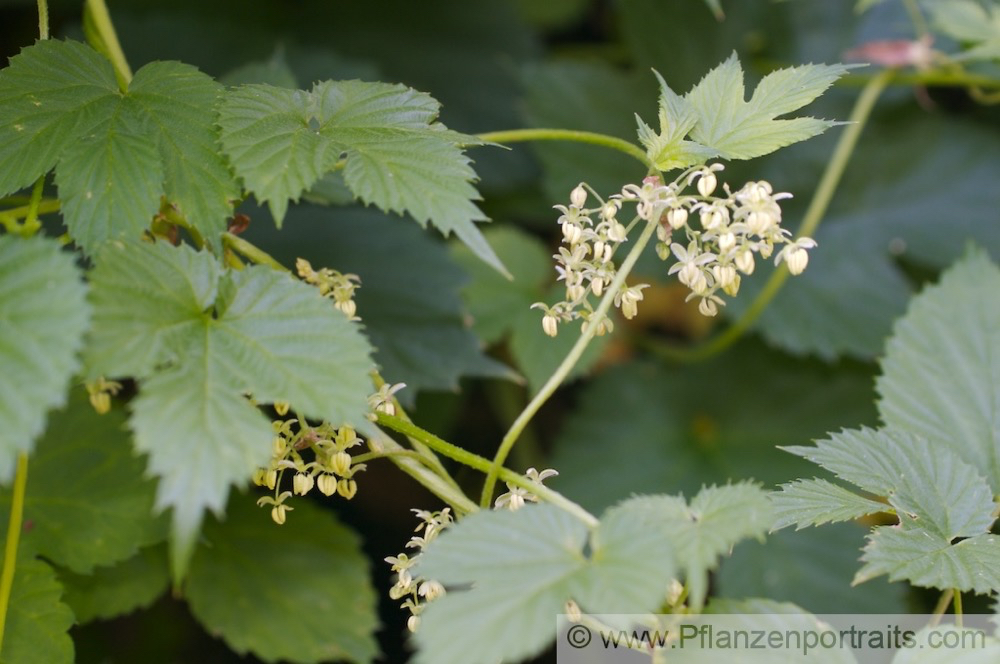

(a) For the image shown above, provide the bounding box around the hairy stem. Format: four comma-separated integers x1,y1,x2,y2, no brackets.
0,454,29,653
480,215,659,507
84,0,133,91
377,413,597,526
476,128,651,169
368,426,479,515
646,68,894,363
37,0,48,39
929,588,954,626
222,232,290,272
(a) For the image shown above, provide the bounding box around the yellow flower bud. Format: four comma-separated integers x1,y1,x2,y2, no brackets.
337,478,358,499
317,474,337,496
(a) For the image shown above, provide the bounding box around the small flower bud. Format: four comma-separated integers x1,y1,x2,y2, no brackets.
747,210,773,235
272,436,287,457
718,232,736,253
271,504,290,525
331,450,353,476
90,391,111,415
418,580,445,601
697,171,717,197
565,600,583,622
274,401,290,416
698,298,719,317
723,272,741,297
337,478,358,499
264,469,278,490
570,184,587,208
713,264,737,290
591,278,604,297
542,314,558,338
595,317,613,336
252,468,267,486
785,247,809,275
293,472,314,496
607,220,626,243
336,299,357,319
567,284,586,301
407,615,420,633
735,249,755,275
593,240,606,261
317,473,337,496
603,244,613,263
655,242,671,261
562,222,583,245
667,207,688,230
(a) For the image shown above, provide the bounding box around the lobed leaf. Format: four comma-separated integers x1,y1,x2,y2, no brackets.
219,79,506,273
86,240,374,578
618,483,772,608
0,558,74,664
0,235,89,481
187,498,378,664
59,545,169,623
877,250,1000,494
930,0,1000,62
784,427,996,541
0,41,238,252
0,389,165,574
415,503,675,664
856,528,1000,595
771,478,886,531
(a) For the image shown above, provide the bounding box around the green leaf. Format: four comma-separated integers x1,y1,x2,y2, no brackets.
53,106,164,251
771,478,887,531
877,250,1000,494
930,0,1000,62
59,545,169,623
219,79,506,273
415,503,675,664
125,61,240,245
0,40,239,252
242,205,512,400
681,53,849,160
784,428,997,541
0,235,89,481
187,497,378,664
638,70,719,171
717,522,910,613
85,241,374,577
618,483,772,608
856,528,1000,594
450,226,609,393
0,39,118,197
217,84,336,223
0,389,165,573
0,558,74,664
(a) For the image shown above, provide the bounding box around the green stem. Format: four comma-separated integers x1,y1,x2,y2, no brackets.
481,215,660,507
84,0,133,91
17,177,46,237
160,206,205,248
222,232,289,272
377,412,597,526
476,129,651,169
368,425,478,515
929,588,954,627
0,454,29,653
953,589,963,627
352,449,430,466
1,199,60,221
370,372,463,494
37,0,48,39
646,68,894,363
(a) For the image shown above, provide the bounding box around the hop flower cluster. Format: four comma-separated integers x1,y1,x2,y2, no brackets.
296,258,361,320
494,467,559,511
532,184,647,338
647,165,815,316
385,508,454,632
387,466,560,632
535,165,816,331
254,419,367,524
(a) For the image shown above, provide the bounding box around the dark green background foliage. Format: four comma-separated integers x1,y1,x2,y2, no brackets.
2,0,1000,661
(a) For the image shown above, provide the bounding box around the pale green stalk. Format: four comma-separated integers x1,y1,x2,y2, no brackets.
85,0,133,91
0,455,29,652
477,129,652,168
480,215,659,507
